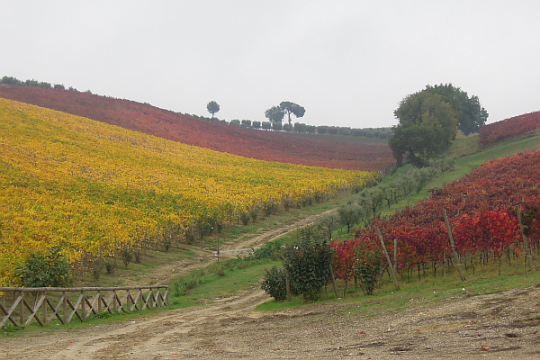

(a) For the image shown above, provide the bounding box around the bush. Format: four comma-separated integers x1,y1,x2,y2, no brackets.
240,211,251,225
122,247,133,268
16,246,73,287
354,247,382,295
284,230,332,302
261,267,288,301
105,262,115,275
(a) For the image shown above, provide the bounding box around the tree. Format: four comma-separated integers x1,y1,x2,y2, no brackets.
424,84,488,135
265,106,284,124
389,91,458,167
206,101,220,118
280,101,305,125
338,205,361,233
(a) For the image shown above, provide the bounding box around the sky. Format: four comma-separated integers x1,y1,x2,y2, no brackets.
1,0,539,129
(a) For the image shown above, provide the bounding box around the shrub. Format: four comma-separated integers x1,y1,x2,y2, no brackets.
240,211,251,225
354,246,382,295
16,246,73,288
283,230,332,302
261,267,287,301
105,262,115,275
121,247,133,268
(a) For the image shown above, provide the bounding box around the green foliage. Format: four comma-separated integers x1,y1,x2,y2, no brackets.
121,247,133,269
273,122,282,131
252,121,261,129
241,119,251,127
240,210,251,225
229,119,240,126
15,246,73,288
283,229,332,302
424,83,488,135
260,266,288,301
105,262,114,275
265,106,285,124
262,121,272,130
280,101,305,125
293,122,307,133
338,205,361,233
390,91,458,167
316,214,338,240
354,247,382,295
206,101,220,117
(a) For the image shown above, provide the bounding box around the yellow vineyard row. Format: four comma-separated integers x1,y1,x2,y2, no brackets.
0,98,375,286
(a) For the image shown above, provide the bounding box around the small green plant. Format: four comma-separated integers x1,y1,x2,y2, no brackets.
163,237,172,252
121,247,133,269
105,262,115,275
354,247,382,295
261,266,287,301
240,211,251,225
133,250,142,264
92,263,101,281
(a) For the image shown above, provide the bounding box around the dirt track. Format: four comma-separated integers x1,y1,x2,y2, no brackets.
1,285,540,359
2,208,540,359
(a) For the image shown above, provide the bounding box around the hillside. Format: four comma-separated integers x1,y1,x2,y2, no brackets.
480,110,540,146
0,85,393,171
0,98,374,286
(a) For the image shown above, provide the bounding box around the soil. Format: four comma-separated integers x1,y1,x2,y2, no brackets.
2,210,540,359
1,285,540,359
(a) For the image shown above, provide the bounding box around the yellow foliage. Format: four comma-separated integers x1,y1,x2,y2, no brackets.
0,98,375,286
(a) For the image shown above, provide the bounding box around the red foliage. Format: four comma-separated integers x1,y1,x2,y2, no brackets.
336,150,540,274
479,111,540,146
0,86,394,171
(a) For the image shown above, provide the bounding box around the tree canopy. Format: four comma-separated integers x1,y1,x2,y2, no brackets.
264,105,285,123
206,101,220,118
279,101,305,125
423,84,488,135
389,91,458,167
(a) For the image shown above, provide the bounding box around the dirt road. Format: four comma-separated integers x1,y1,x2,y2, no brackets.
2,285,540,359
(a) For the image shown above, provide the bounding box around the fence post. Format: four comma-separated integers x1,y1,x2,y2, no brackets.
81,290,86,321
19,291,24,327
63,290,67,324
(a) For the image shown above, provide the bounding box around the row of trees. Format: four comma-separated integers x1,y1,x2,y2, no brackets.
389,84,488,167
0,75,86,92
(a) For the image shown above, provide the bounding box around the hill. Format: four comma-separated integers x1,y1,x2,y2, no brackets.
0,98,374,286
0,85,393,171
480,110,540,146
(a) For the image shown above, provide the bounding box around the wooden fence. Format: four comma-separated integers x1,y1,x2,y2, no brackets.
0,286,168,329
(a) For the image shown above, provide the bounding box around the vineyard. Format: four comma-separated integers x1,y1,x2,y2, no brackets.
0,86,394,171
479,110,540,146
332,149,540,284
0,98,375,287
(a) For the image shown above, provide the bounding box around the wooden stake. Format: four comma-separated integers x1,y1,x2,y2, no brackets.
516,205,535,273
443,209,466,281
329,264,339,299
376,227,399,289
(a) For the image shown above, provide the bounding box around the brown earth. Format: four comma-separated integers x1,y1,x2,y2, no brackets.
1,285,539,359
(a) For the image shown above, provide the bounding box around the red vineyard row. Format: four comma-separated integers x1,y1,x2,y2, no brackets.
331,150,540,280
0,86,393,171
479,111,540,147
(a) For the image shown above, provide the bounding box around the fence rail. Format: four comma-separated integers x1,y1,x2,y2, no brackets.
0,286,168,329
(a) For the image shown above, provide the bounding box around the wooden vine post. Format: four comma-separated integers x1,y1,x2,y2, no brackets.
442,209,466,282
516,205,535,273
328,264,339,299
376,227,399,289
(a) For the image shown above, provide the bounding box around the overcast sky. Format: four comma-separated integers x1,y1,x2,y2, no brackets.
1,1,539,128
